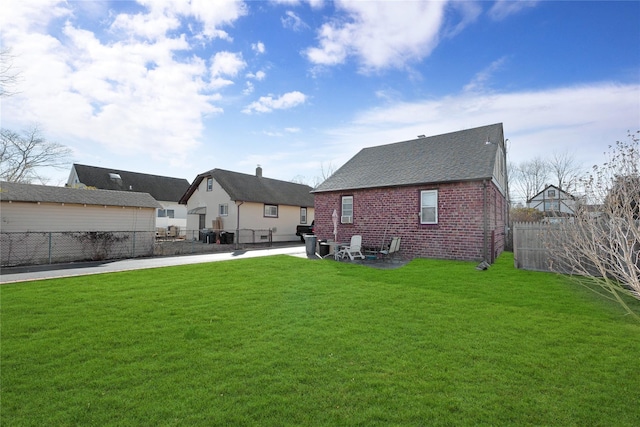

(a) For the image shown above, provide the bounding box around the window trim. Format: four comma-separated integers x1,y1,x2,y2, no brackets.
157,209,175,218
300,207,307,224
219,203,228,216
264,204,278,218
341,195,353,224
206,177,213,191
420,189,438,225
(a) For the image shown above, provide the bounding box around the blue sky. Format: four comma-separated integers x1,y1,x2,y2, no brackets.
2,0,639,203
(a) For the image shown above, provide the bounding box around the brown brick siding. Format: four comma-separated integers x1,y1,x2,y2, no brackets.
313,180,506,262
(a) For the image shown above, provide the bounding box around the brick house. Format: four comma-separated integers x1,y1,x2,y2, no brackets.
312,123,508,263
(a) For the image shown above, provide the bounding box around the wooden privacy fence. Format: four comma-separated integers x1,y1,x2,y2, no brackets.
512,222,557,272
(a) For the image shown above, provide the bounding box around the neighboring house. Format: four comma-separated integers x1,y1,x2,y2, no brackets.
67,164,190,234
312,123,509,263
0,181,161,265
179,167,314,243
527,184,576,217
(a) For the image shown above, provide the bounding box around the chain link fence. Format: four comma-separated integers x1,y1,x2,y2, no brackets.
2,228,293,267
1,231,156,267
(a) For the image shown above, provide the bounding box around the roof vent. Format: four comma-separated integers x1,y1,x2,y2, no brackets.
417,135,426,138
109,173,121,180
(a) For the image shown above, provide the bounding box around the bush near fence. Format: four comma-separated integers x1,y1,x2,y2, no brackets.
1,231,156,267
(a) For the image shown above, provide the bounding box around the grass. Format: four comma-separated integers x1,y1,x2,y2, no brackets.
2,252,639,426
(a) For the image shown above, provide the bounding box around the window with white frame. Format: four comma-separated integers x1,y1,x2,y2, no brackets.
264,204,278,217
544,201,560,211
206,177,213,191
341,196,353,223
157,209,175,218
300,207,307,224
420,190,438,224
219,203,228,216
547,189,556,198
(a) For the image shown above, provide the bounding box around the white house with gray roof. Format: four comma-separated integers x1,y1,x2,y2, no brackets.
68,164,190,235
1,181,162,265
179,167,314,243
312,123,508,263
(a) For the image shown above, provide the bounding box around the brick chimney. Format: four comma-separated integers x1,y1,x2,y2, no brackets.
256,165,262,177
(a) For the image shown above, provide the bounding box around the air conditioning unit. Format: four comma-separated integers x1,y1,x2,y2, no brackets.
341,215,353,224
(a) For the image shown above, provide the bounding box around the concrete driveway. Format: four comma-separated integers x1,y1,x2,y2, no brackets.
1,244,308,284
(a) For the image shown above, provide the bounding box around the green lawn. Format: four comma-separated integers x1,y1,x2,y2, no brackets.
2,253,639,426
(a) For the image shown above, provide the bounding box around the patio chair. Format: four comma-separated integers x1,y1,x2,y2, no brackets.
336,235,366,260
379,237,401,258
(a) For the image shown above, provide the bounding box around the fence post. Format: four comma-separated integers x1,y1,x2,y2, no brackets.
132,231,136,258
49,232,52,264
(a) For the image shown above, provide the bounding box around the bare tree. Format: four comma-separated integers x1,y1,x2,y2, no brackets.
547,131,640,319
548,150,583,192
311,161,337,188
512,157,549,203
1,125,73,183
0,47,21,97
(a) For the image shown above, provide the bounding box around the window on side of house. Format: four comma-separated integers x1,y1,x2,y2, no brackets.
157,209,175,218
206,177,213,191
341,196,353,223
420,190,438,224
547,189,556,198
544,201,560,211
264,204,278,218
300,207,307,224
219,203,228,216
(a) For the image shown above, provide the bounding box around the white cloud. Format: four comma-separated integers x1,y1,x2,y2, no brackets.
111,8,182,40
251,41,266,54
209,51,246,89
242,91,307,114
488,0,539,21
285,127,300,133
271,0,324,9
444,1,482,38
305,1,455,72
246,70,266,81
136,0,248,40
281,10,309,31
243,81,254,95
0,1,240,169
321,83,640,175
463,57,508,93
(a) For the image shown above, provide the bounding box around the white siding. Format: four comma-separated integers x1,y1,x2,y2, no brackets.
183,177,315,242
155,200,187,230
1,201,156,232
184,178,235,232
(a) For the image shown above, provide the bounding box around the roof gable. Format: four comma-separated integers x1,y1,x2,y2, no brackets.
180,169,314,207
1,181,162,209
71,164,190,202
528,184,576,202
313,123,504,193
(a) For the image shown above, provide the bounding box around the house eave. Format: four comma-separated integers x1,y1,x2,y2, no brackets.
312,176,494,194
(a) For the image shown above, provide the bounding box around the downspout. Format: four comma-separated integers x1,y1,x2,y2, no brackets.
483,179,488,262
504,139,510,250
235,201,244,250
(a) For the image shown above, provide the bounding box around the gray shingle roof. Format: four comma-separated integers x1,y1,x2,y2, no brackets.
180,169,314,207
1,181,162,209
72,164,190,202
313,123,504,193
